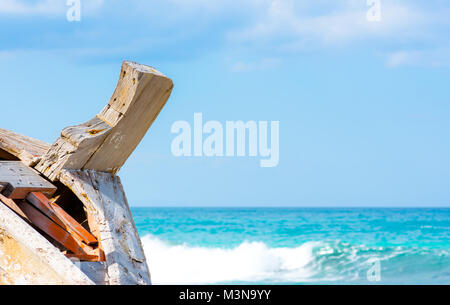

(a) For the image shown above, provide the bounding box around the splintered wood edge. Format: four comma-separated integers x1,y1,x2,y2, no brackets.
35,60,173,180
123,61,166,76
59,169,151,285
0,128,50,166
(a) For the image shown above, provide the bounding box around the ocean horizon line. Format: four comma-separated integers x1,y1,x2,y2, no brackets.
131,205,450,209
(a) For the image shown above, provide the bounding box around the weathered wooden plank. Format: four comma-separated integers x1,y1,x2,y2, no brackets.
0,161,56,199
26,192,98,246
0,202,94,285
0,148,19,161
16,200,88,256
0,128,50,166
50,200,99,246
36,61,173,181
79,262,109,285
59,169,151,285
1,191,102,263
0,193,30,220
89,63,173,172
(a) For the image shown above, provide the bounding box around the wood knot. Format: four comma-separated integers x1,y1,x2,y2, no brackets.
87,129,105,135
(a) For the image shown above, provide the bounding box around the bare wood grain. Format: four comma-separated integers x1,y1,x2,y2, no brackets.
0,128,50,166
59,169,151,285
0,161,56,199
36,61,173,181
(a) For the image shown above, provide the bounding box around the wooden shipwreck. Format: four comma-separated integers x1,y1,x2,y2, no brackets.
0,61,173,285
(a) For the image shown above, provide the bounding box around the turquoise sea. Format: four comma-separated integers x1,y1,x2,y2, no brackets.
132,208,450,285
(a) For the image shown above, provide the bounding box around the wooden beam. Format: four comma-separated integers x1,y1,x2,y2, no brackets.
0,193,29,221
0,202,94,285
0,161,57,199
36,61,173,181
1,191,102,262
0,128,50,166
15,200,90,257
26,192,98,246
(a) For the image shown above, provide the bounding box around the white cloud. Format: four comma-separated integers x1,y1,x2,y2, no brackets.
0,45,132,62
1,0,449,68
387,49,450,68
0,0,104,16
387,51,421,67
220,0,450,68
228,0,425,48
0,0,64,15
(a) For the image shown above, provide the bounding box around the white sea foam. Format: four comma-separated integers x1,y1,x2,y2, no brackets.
141,234,449,284
142,235,330,284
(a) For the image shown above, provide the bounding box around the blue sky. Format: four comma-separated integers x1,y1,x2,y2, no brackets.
1,0,450,207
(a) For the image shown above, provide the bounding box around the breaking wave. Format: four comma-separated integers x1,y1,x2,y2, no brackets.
141,234,450,285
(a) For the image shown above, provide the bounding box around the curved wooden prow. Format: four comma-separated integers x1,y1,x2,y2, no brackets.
36,61,173,181
1,61,169,285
